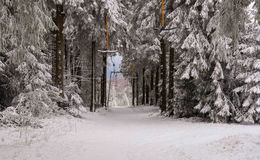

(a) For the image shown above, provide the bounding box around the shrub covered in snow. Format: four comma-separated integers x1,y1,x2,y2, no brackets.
64,82,85,117
0,107,41,128
13,89,62,118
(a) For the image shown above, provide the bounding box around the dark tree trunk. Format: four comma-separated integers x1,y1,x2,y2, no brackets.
132,77,136,106
168,48,174,105
101,54,107,107
97,78,100,105
90,41,96,112
142,68,146,105
160,39,167,112
100,78,103,105
70,47,74,78
146,82,150,104
96,80,100,104
136,72,139,106
64,39,68,75
65,39,72,83
51,29,57,84
76,58,82,88
54,4,65,94
155,66,160,105
150,69,154,105
94,49,97,108
50,3,56,85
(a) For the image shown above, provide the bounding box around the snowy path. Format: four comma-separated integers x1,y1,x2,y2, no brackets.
1,106,260,160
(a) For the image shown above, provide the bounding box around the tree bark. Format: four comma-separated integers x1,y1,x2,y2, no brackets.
54,4,65,94
155,66,160,105
136,72,139,106
150,69,154,105
65,40,72,83
168,48,174,104
146,80,150,104
76,56,82,88
90,40,96,112
51,29,56,84
160,39,167,112
142,67,146,105
132,77,136,106
101,53,107,107
94,48,97,108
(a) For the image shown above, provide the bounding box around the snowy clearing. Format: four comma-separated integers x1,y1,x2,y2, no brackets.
0,106,260,160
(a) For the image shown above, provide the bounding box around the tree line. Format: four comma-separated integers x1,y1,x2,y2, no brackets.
0,0,259,124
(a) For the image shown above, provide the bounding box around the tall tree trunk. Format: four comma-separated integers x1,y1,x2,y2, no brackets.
155,66,160,105
101,54,107,107
160,39,167,112
146,78,150,104
136,72,139,106
168,48,174,106
65,40,72,83
70,47,75,78
142,67,146,105
54,4,65,94
90,40,96,112
94,47,97,107
100,78,103,105
64,40,67,79
132,77,136,106
97,78,100,105
51,30,57,84
76,56,82,88
150,69,154,105
166,0,176,113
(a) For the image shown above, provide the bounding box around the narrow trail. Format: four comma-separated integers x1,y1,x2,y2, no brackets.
1,106,260,160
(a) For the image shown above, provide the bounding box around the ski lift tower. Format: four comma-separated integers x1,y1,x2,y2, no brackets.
98,10,117,108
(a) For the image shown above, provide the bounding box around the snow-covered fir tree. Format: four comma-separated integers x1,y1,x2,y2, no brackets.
163,0,253,122
234,1,260,124
0,0,86,126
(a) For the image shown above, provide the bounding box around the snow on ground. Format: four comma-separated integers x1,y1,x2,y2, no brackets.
0,106,260,160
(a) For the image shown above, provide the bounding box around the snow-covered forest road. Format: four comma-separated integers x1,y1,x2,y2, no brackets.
1,106,260,160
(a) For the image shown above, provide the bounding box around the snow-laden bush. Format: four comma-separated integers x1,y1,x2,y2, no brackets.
0,80,85,128
64,82,85,117
13,89,63,118
0,107,41,128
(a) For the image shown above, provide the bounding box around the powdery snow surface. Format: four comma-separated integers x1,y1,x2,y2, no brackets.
0,106,260,160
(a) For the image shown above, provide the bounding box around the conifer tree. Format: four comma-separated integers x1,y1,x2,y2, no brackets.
234,2,260,123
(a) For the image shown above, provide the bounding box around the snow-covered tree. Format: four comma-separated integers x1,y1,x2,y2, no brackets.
234,2,260,124
0,0,84,126
0,0,60,126
163,0,252,121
